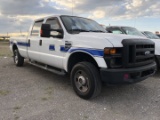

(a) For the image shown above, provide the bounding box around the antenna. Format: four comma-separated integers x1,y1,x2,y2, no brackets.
134,17,137,27
72,0,75,16
72,0,73,15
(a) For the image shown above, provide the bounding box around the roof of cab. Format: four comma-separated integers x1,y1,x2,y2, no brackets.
34,14,93,22
34,14,63,21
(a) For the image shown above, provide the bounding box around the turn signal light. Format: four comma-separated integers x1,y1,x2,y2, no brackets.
104,48,116,55
110,49,116,54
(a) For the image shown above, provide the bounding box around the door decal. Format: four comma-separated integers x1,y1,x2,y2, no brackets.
49,45,55,51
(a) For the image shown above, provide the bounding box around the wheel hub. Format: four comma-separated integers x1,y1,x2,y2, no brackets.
78,76,86,85
14,51,18,64
75,70,89,93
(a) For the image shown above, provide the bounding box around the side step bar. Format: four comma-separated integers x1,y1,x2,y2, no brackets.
29,61,66,76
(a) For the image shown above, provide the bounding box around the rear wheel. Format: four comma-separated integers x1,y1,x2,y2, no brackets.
71,62,102,99
13,49,24,66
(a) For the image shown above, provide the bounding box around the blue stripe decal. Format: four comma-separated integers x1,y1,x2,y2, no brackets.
60,46,70,52
69,48,104,57
49,45,55,51
60,46,104,57
17,42,30,47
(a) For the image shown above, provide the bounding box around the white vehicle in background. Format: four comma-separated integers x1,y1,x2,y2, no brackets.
9,15,156,99
141,31,160,39
141,31,160,69
106,26,160,69
157,34,160,38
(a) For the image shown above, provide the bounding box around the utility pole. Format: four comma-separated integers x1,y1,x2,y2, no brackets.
72,0,73,15
20,29,22,36
7,32,8,41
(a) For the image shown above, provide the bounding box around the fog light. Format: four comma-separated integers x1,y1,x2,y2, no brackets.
124,74,129,80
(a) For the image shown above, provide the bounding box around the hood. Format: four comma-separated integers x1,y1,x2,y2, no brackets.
151,38,160,41
69,32,148,48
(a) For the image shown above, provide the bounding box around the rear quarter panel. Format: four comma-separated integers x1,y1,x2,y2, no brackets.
10,37,28,58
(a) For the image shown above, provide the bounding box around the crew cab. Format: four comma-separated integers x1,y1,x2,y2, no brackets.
106,26,160,69
10,15,156,99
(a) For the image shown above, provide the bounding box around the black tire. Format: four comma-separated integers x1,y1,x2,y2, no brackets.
13,49,24,67
71,62,102,99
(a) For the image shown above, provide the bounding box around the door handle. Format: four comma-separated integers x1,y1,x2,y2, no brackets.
28,39,30,47
39,40,42,46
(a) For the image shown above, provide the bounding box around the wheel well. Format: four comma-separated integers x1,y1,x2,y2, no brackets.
68,52,99,73
12,44,18,51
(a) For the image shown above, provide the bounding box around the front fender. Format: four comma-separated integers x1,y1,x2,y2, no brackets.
63,48,107,72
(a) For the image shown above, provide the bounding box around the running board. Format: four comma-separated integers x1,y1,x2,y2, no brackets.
29,62,66,76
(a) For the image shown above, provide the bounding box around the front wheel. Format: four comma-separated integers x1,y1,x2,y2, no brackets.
13,49,24,67
71,62,102,99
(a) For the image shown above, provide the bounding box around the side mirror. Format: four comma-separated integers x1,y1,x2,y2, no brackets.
41,24,51,38
41,24,64,38
53,29,63,33
51,29,64,38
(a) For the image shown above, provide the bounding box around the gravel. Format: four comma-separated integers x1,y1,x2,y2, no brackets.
0,57,160,120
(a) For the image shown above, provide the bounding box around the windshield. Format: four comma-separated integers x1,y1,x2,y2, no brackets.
122,27,145,37
143,31,160,39
60,16,106,34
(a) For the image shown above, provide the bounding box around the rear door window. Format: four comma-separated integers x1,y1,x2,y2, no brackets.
31,20,44,36
45,18,61,29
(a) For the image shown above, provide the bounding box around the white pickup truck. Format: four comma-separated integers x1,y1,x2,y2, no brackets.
10,15,156,99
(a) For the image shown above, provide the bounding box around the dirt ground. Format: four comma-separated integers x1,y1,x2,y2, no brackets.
0,42,160,120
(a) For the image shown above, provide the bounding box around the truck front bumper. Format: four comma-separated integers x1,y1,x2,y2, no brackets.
100,62,156,84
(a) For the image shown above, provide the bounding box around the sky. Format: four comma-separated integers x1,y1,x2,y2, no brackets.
0,0,160,35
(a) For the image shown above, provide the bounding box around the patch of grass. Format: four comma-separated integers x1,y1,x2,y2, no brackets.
0,40,9,44
41,97,49,101
13,106,21,120
13,106,21,111
0,42,12,57
46,90,52,95
14,116,19,120
0,90,10,96
41,87,54,101
45,87,54,96
45,86,53,91
46,89,53,95
84,115,89,119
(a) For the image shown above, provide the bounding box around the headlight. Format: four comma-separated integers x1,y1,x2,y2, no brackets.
104,47,122,68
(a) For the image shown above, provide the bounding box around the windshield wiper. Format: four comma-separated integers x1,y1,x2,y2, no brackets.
71,29,90,32
90,30,106,33
70,29,106,34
